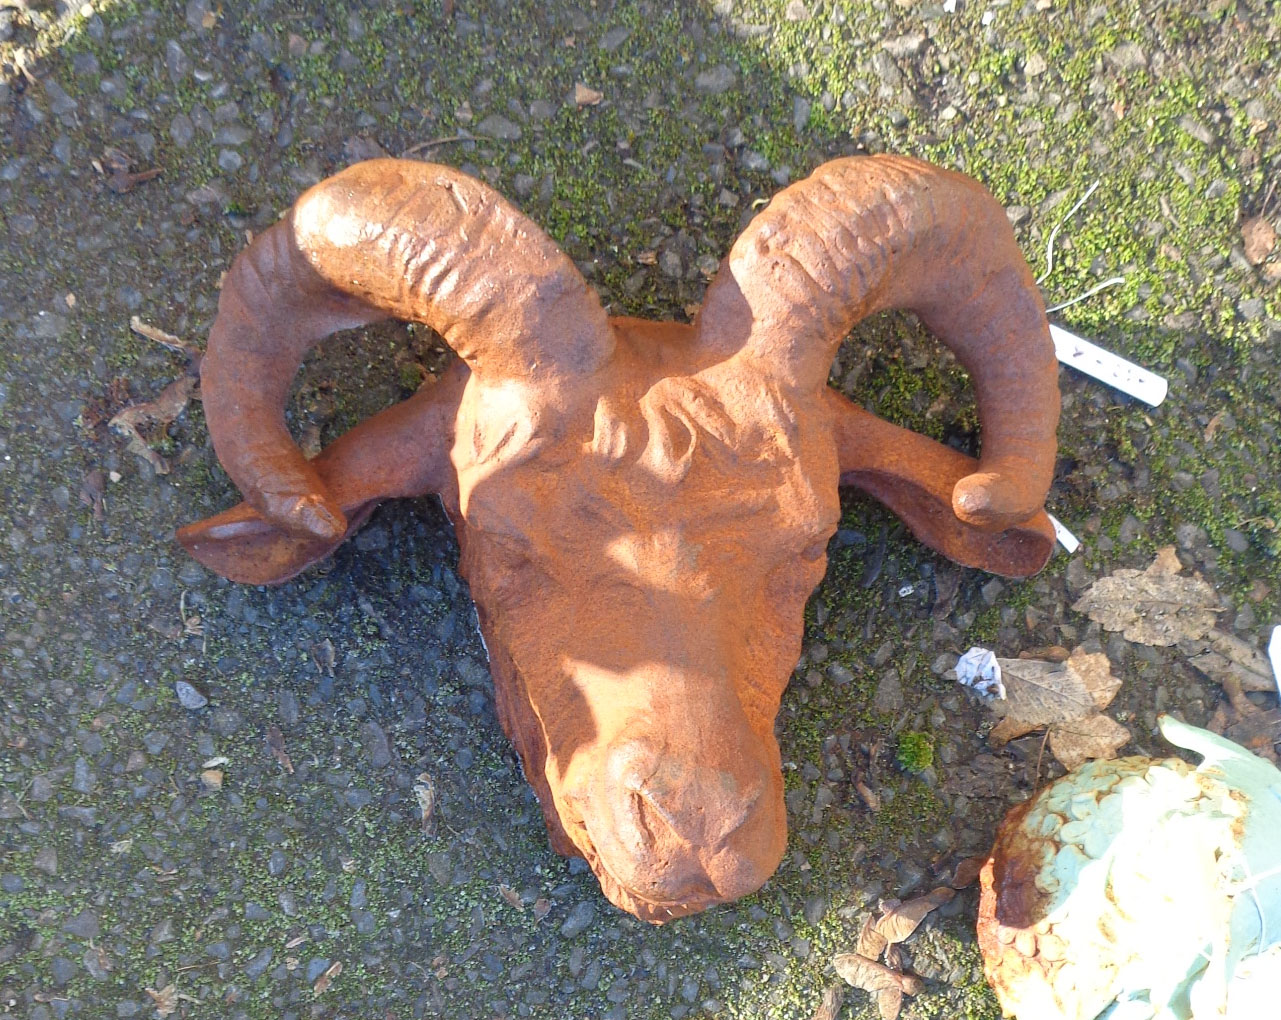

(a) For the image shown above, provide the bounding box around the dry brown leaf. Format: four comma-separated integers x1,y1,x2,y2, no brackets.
1071,548,1222,646
874,886,955,944
1047,713,1131,769
810,984,845,1020
498,884,524,911
1203,410,1225,442
266,726,294,774
129,316,201,360
833,953,921,993
876,986,903,1020
1221,706,1281,763
533,897,551,921
311,638,336,676
992,657,1095,727
146,984,179,1018
574,82,603,106
414,772,438,831
109,374,198,475
855,778,881,811
1070,649,1122,710
986,649,1120,746
200,768,224,790
882,943,903,971
1184,630,1278,693
1148,544,1184,576
313,960,342,997
856,914,888,959
949,855,986,890
1243,216,1277,265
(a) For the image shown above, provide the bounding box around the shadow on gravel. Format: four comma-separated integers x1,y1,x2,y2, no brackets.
1,1,1279,1019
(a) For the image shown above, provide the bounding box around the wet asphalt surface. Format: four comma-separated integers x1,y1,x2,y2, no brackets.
2,1,1280,1018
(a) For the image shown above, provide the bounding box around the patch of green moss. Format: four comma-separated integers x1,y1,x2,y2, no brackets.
895,730,934,773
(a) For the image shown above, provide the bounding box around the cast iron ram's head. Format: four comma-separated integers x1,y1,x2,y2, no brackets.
178,155,1060,921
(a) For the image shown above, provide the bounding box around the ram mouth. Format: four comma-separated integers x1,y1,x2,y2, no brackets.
571,819,729,924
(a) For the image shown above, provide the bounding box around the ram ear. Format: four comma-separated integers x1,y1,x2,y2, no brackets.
826,389,1055,578
180,362,468,584
177,502,382,585
698,155,1059,531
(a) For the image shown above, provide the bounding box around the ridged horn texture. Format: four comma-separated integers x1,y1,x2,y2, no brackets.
199,158,611,541
697,154,1059,531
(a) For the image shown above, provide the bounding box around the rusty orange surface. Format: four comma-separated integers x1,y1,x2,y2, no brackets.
179,156,1059,920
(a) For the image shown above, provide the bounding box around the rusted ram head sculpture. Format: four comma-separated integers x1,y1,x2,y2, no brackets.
178,155,1059,921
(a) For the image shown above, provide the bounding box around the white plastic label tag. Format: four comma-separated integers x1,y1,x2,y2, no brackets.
1050,324,1169,407
1048,513,1081,554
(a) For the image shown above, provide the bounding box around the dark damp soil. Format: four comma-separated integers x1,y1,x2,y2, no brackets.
1,2,1279,1018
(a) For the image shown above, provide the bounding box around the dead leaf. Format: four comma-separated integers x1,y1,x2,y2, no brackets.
1184,630,1277,693
129,316,202,361
311,638,336,676
1221,706,1281,763
949,855,986,890
1203,410,1225,442
876,986,904,1020
146,984,179,1018
533,897,551,921
266,726,294,774
1071,548,1223,646
498,884,524,910
313,960,342,997
874,887,955,944
882,943,903,971
1070,650,1123,710
1148,544,1184,576
988,656,1096,742
200,768,224,790
105,168,163,194
985,649,1123,756
1017,644,1070,662
1047,713,1131,770
574,83,603,107
1243,216,1277,265
109,375,198,475
855,778,881,811
810,984,845,1020
80,469,106,520
833,953,920,993
413,772,437,831
856,914,887,959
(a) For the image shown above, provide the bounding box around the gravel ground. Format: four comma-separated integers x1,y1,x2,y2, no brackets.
1,1,1279,1018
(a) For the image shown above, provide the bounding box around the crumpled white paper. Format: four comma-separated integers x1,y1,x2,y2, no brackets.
956,646,1005,700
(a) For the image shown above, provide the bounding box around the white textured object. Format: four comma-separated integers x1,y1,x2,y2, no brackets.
1050,324,1169,407
956,646,1005,699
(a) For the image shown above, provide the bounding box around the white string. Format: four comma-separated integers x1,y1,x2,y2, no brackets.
1036,179,1101,285
1045,277,1127,313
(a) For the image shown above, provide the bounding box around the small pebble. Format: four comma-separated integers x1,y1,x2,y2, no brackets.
175,681,208,710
